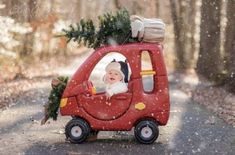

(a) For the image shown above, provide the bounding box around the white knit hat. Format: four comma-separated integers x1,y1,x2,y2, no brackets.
105,61,125,82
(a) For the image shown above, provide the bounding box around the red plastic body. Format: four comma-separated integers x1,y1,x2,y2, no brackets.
60,43,170,131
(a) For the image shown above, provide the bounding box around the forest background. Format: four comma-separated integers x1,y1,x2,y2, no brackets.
0,0,234,93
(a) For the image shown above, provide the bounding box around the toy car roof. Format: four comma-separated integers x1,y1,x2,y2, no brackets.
96,42,163,52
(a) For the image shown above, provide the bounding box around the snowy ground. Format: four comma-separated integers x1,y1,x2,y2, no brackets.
0,52,234,155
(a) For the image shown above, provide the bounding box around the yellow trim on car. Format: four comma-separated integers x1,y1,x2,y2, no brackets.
60,98,68,108
135,102,146,110
140,70,156,76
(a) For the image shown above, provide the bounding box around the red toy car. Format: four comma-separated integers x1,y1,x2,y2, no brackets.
60,43,170,144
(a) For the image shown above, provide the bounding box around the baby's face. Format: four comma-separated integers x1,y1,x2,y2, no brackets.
105,70,122,84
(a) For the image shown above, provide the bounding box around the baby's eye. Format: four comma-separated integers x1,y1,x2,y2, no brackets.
115,73,118,75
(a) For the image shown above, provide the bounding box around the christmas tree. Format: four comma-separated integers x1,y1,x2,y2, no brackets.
62,9,138,49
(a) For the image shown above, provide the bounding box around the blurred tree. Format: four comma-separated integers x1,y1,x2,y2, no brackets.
224,0,235,92
0,0,32,79
113,0,157,18
21,0,37,57
132,0,142,15
189,0,197,65
31,1,58,58
2,0,37,58
169,0,197,71
114,0,122,10
196,0,223,80
155,0,160,17
0,0,10,16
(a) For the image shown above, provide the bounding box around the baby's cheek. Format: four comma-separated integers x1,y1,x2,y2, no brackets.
117,75,123,81
104,74,110,82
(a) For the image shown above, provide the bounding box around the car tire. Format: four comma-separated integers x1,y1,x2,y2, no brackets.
134,120,159,144
65,118,90,143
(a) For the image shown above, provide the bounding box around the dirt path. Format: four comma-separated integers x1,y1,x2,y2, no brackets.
0,52,234,155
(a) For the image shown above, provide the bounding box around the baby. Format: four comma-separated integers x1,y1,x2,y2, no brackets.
104,60,129,99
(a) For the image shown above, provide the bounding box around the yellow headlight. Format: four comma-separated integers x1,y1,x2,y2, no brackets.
60,98,68,108
135,102,146,110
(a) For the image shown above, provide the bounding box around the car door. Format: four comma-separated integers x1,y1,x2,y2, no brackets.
78,92,132,120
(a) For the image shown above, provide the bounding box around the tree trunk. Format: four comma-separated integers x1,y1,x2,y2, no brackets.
155,0,160,17
169,0,184,70
224,0,235,92
169,0,197,71
114,0,122,10
132,0,142,15
0,0,11,16
196,0,222,80
188,0,197,68
20,0,37,58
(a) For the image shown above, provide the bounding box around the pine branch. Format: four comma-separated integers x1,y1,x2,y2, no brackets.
62,9,138,49
41,76,69,125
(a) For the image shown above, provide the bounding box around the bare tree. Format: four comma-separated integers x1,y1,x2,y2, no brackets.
114,0,122,10
224,0,235,91
188,0,197,66
155,0,160,17
21,0,37,57
169,0,197,71
196,0,223,80
0,0,11,16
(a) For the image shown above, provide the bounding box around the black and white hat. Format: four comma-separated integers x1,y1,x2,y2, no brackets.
105,59,129,83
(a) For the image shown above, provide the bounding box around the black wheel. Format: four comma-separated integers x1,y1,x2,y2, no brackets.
134,120,159,144
65,118,90,143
